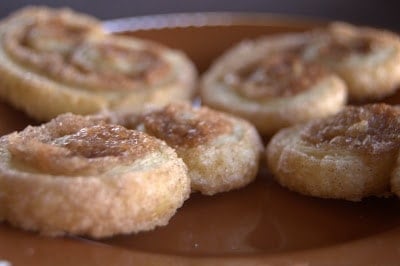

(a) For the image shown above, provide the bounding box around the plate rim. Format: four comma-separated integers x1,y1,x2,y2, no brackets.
102,11,328,33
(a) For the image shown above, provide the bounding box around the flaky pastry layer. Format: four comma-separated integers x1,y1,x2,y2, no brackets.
305,22,400,101
267,104,400,201
201,32,347,136
0,7,197,121
0,113,190,238
99,103,263,195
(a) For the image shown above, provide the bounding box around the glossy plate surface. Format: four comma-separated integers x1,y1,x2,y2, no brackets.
1,13,400,266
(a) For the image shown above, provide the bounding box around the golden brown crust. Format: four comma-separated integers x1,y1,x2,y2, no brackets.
202,22,400,134
224,50,329,99
304,22,400,101
104,103,263,195
267,103,400,201
7,115,158,175
301,104,400,154
201,32,347,136
0,113,190,238
0,7,197,121
141,103,233,148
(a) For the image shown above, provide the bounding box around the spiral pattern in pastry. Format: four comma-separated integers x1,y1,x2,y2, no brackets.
0,113,190,238
100,103,263,195
302,22,400,101
267,103,400,201
0,7,197,121
201,32,347,136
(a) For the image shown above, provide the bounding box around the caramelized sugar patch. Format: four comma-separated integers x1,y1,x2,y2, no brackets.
54,124,156,159
302,104,400,154
223,51,327,99
142,104,233,148
315,36,375,59
6,114,157,175
309,24,381,60
333,36,373,55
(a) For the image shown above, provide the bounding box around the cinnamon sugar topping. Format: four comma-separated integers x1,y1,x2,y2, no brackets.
224,51,327,99
3,9,172,92
306,23,381,61
7,114,157,175
314,35,375,60
55,124,155,159
141,104,233,148
302,104,400,154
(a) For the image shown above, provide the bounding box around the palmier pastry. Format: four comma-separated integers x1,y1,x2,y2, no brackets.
0,113,190,238
201,33,347,135
266,103,400,201
303,22,400,101
103,103,263,195
0,7,197,121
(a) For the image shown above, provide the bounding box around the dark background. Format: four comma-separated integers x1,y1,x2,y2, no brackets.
1,0,400,30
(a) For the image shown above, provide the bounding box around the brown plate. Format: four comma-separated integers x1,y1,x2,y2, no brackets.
1,13,400,266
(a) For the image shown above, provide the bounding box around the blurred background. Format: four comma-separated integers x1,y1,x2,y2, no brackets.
1,0,399,30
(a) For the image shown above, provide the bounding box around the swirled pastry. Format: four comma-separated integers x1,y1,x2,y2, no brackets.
0,7,197,121
303,22,400,101
0,113,190,238
201,33,347,135
267,103,400,201
102,103,263,195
